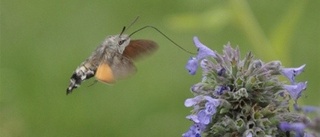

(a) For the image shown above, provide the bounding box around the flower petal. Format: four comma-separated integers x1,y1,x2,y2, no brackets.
186,57,198,75
182,123,202,137
279,122,291,131
279,122,306,136
281,64,306,84
197,110,211,125
215,85,229,95
193,36,217,60
283,82,307,101
184,96,203,107
186,114,200,123
301,105,320,113
205,102,217,115
204,96,220,107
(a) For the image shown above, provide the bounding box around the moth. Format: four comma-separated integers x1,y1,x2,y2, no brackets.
66,27,158,94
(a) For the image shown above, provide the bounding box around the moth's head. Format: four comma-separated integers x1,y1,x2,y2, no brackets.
104,34,131,53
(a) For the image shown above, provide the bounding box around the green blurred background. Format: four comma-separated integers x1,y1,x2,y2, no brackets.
1,0,319,136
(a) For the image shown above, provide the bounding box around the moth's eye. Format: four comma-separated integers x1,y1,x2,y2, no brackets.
118,40,126,45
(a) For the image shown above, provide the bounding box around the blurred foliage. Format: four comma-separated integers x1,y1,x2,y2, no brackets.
1,0,319,137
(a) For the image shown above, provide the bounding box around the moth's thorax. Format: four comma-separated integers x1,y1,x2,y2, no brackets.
102,34,131,54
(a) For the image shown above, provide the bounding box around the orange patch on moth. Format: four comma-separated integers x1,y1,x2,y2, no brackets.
95,63,115,83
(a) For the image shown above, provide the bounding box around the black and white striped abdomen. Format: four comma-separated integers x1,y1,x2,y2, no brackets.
66,63,97,94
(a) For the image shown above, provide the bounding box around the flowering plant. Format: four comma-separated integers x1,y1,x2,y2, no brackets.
183,37,320,137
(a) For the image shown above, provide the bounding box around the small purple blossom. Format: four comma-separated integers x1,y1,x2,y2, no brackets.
186,114,200,123
182,123,203,137
279,122,306,136
193,36,217,60
186,37,217,75
281,64,306,84
294,104,320,113
301,106,320,113
215,85,229,95
186,57,199,75
204,96,220,108
183,96,220,136
185,96,203,107
217,67,226,76
184,96,220,124
197,96,220,125
197,110,211,124
205,102,217,115
283,82,307,102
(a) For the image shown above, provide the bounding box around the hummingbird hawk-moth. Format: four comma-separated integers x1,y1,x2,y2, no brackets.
66,27,158,94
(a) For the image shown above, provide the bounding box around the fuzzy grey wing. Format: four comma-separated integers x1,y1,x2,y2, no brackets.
111,54,137,80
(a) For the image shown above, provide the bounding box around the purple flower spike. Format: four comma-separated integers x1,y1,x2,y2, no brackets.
182,37,317,136
281,64,306,84
193,36,217,60
283,82,307,102
186,57,198,75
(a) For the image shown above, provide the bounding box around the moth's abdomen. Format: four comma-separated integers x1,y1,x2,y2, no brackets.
66,63,97,94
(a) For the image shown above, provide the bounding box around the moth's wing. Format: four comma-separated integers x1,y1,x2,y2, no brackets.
95,53,136,84
123,39,158,61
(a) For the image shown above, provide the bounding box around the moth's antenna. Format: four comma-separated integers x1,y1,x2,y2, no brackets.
129,25,195,55
120,16,140,38
119,26,126,36
126,16,140,31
